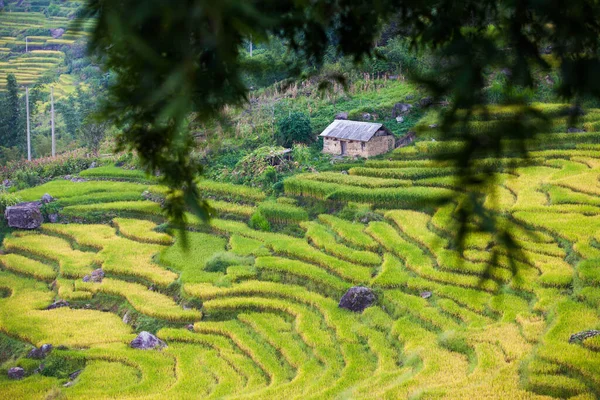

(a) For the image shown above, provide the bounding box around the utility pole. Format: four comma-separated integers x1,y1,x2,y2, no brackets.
26,86,31,161
51,86,55,157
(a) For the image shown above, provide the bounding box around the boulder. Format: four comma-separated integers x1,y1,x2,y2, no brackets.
339,286,376,313
567,127,585,133
88,161,97,169
41,193,54,204
569,329,600,344
83,268,104,283
27,344,53,359
47,300,69,310
420,291,432,299
47,214,59,223
361,112,372,121
419,97,433,108
334,112,348,120
50,28,65,38
130,331,167,350
396,116,404,123
69,369,83,380
185,324,194,331
392,103,412,117
7,367,24,380
4,202,43,229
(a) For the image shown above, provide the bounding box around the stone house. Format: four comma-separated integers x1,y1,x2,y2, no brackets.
320,120,395,158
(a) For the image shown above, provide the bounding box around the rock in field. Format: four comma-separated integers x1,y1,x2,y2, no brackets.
130,331,167,350
27,344,53,359
339,286,376,313
47,300,70,310
7,367,24,380
83,268,104,283
334,112,348,120
4,202,43,229
41,193,54,204
392,102,412,117
419,97,433,108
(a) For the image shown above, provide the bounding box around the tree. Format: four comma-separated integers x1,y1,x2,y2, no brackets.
80,119,108,155
0,74,25,153
276,112,313,148
81,0,600,243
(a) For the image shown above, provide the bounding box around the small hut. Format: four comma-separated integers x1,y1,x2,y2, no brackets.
320,120,395,158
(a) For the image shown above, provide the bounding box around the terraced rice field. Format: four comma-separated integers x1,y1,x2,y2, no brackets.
0,2,92,91
2,110,600,398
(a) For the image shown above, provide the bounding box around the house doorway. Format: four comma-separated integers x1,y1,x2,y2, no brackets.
340,141,347,155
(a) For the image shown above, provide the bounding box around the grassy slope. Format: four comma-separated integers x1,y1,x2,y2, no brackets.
0,113,600,397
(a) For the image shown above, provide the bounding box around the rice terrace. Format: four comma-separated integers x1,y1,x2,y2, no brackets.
2,0,600,399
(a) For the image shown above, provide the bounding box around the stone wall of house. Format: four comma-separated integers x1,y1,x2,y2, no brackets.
322,135,394,158
365,135,395,157
323,137,341,154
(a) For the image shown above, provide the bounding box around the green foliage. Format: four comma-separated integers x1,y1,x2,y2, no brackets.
276,112,313,148
205,252,254,273
0,192,22,213
249,211,271,232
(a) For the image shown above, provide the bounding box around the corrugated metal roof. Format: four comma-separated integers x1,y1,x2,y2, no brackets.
319,120,384,142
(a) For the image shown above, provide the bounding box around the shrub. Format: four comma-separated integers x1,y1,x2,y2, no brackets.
276,112,313,148
249,211,271,231
0,192,22,213
205,252,254,273
0,149,100,188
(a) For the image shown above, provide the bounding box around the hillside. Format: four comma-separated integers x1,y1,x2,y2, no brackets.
1,106,600,398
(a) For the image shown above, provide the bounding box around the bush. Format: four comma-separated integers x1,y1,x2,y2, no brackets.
275,112,313,148
0,192,22,213
0,149,101,189
249,211,271,231
205,252,254,273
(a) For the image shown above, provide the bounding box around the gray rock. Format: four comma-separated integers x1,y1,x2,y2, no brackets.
4,202,43,229
569,329,600,344
47,213,59,223
362,112,372,121
396,116,404,123
7,367,24,380
50,28,65,38
27,344,53,359
420,291,432,299
41,193,54,204
47,300,69,310
392,103,412,117
567,127,585,133
419,97,433,108
2,179,11,188
122,311,131,325
341,170,349,175
82,268,104,283
130,331,167,350
88,161,97,169
185,324,194,331
339,286,376,313
334,112,348,120
428,124,438,129
69,369,83,380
